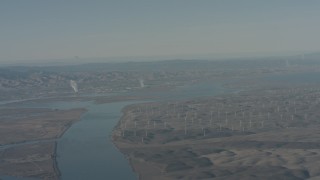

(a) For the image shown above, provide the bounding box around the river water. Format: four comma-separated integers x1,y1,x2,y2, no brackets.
1,81,229,180
57,82,230,179
57,101,140,180
2,72,318,180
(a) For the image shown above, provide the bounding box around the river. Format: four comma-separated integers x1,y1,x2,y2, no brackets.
6,72,319,179
0,81,229,180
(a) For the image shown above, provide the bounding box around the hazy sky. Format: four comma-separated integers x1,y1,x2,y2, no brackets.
1,0,320,62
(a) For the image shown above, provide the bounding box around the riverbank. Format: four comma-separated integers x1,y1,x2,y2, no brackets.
0,107,87,179
112,86,320,179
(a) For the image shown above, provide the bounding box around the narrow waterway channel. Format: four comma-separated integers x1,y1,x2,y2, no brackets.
1,81,229,180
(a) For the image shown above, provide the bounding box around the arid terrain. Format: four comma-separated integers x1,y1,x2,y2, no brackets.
0,107,86,179
113,85,320,179
2,58,320,179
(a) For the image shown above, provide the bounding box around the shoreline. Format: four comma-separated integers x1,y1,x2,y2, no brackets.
0,108,87,149
52,141,61,178
0,106,88,180
111,106,140,180
52,108,88,179
111,136,140,180
110,85,320,179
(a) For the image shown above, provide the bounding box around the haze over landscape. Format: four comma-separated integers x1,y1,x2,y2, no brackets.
2,1,320,180
1,0,320,64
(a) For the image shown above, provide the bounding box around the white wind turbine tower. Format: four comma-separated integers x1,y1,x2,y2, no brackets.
225,111,228,127
184,113,188,135
164,111,169,128
191,113,194,125
210,111,213,127
240,111,245,129
151,105,154,115
134,121,137,136
249,112,252,129
145,125,148,137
